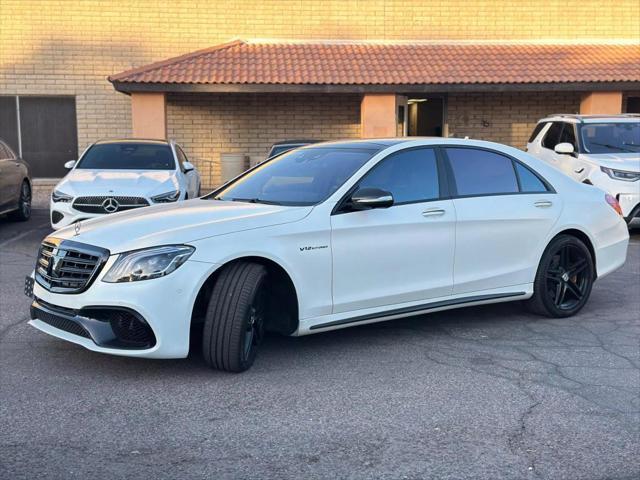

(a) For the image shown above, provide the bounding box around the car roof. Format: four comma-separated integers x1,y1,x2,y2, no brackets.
538,114,640,124
303,138,409,150
271,139,320,146
93,138,171,145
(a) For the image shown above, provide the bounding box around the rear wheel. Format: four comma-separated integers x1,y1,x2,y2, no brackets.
527,235,594,318
202,262,267,372
8,181,31,221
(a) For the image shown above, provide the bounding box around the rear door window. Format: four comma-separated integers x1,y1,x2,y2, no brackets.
515,162,549,193
445,148,519,196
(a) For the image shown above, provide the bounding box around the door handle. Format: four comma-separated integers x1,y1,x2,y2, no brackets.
422,208,446,217
574,167,584,174
534,200,553,208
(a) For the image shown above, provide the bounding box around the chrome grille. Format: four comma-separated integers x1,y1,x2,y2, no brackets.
72,196,149,214
35,238,110,294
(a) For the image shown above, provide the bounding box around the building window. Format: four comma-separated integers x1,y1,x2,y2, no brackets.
0,96,78,178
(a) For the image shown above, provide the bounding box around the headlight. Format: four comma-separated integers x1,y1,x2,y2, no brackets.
52,190,73,202
151,190,180,203
102,245,195,283
600,166,640,182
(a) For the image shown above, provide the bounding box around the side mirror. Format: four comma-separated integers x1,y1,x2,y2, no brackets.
554,143,575,155
182,161,195,173
64,160,77,169
350,187,394,210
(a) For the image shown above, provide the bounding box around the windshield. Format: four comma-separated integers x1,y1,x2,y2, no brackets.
211,147,379,206
579,122,640,154
77,143,175,170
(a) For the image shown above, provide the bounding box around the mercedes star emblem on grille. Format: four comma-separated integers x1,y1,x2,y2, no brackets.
101,197,120,213
47,248,67,278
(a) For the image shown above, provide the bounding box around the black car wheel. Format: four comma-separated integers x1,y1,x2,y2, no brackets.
527,235,594,318
202,261,267,372
8,181,31,221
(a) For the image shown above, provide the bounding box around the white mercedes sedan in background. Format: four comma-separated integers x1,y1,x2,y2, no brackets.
49,139,200,229
27,138,629,372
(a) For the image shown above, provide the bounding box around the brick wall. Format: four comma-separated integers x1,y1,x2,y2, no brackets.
1,0,637,157
448,92,582,148
166,93,361,188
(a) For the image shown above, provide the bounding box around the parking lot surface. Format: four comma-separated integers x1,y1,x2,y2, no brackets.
1,210,639,480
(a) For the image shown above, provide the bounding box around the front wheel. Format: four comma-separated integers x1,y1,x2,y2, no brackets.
202,262,267,372
8,181,31,221
526,235,594,318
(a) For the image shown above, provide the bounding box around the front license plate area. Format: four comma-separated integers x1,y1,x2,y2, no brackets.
24,275,34,298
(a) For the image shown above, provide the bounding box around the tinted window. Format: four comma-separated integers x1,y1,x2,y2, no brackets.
558,123,577,149
515,162,548,192
542,122,563,149
0,141,10,160
528,122,548,143
77,143,175,170
213,147,377,206
358,148,439,204
446,148,518,196
579,122,640,154
175,145,189,170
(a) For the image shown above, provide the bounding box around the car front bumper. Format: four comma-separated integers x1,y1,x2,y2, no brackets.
27,258,217,359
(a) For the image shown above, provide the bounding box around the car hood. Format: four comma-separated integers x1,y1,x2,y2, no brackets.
56,169,180,198
51,199,312,253
583,153,640,172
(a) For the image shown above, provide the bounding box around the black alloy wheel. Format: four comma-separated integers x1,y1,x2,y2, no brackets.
527,235,594,318
545,243,591,311
243,290,266,363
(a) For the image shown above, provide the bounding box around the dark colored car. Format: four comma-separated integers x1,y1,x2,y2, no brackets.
0,138,32,221
266,139,320,160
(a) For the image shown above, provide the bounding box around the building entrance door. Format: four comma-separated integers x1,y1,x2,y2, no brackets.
406,96,445,137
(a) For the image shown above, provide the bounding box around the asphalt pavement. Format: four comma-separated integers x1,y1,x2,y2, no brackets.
1,210,639,480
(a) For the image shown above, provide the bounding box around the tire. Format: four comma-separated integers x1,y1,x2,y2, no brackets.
8,181,31,222
202,262,267,372
526,235,594,318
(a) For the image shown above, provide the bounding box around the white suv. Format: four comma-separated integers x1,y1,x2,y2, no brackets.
527,114,640,224
26,138,629,372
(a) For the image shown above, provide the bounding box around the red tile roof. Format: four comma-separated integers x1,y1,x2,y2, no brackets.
109,40,640,87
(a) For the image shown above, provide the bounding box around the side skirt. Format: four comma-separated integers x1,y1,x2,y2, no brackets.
309,292,526,331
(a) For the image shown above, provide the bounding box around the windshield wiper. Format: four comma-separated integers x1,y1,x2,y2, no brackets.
226,197,283,205
590,142,635,153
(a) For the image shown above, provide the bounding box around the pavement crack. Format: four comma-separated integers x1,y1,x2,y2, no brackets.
0,315,29,343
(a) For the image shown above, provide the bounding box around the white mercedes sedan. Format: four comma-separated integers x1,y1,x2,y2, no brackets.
49,139,201,229
27,138,629,372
